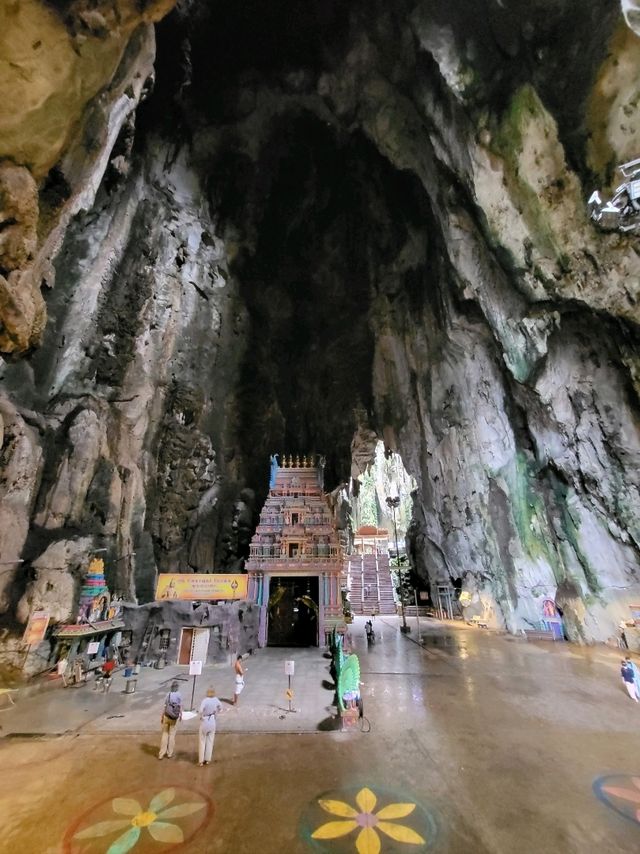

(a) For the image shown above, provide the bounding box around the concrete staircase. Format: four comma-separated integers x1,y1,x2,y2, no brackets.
346,552,397,615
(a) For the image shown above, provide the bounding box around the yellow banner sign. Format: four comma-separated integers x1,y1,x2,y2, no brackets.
23,611,50,646
155,574,248,601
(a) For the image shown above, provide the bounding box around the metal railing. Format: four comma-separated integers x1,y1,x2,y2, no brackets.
247,554,341,566
248,548,341,559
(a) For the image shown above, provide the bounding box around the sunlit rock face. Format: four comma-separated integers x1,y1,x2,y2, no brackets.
1,0,640,644
0,0,176,354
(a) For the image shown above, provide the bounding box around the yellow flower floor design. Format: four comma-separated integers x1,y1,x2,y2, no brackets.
303,785,435,853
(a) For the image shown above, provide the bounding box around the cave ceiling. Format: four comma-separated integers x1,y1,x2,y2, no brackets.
1,0,640,643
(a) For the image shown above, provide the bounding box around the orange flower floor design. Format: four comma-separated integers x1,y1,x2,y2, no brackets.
302,785,436,853
594,774,640,827
63,786,213,854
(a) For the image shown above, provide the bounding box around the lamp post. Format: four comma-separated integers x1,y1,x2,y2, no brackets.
386,495,410,634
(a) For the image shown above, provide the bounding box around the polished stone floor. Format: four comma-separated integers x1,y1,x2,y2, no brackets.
2,617,640,853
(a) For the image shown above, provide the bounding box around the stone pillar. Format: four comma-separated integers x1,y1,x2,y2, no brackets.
258,575,271,647
258,605,268,648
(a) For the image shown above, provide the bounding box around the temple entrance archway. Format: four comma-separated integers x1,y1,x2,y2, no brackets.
267,576,319,647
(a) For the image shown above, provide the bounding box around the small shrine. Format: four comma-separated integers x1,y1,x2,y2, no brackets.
53,558,124,657
246,454,346,646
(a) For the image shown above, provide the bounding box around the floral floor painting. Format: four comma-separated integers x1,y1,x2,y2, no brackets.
63,787,213,854
593,775,640,828
7,627,640,854
301,785,437,853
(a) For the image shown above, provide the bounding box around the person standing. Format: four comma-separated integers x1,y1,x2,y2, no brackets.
159,681,183,759
625,655,640,699
233,655,246,705
620,659,639,702
365,620,374,644
101,658,116,693
57,656,69,687
198,686,222,766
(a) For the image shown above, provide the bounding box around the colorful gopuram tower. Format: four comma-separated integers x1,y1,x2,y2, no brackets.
246,455,345,647
77,558,111,623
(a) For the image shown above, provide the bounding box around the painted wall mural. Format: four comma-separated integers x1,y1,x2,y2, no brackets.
64,787,212,854
594,775,640,827
302,785,436,853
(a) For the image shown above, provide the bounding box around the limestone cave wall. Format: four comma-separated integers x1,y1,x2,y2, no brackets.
1,0,640,644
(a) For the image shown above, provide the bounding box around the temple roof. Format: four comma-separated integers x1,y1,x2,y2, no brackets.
355,525,388,537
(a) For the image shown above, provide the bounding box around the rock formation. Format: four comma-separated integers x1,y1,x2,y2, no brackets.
1,0,640,651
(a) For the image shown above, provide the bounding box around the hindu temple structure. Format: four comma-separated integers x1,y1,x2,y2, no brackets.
52,558,124,665
246,455,345,646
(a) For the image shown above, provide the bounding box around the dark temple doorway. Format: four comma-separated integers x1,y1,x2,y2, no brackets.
267,577,319,646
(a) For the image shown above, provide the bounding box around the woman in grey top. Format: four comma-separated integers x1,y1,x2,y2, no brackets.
198,686,222,766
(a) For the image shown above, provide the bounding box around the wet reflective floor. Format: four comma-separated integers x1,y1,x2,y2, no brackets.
2,617,639,853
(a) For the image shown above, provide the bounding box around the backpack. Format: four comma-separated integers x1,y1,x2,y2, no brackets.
164,692,181,720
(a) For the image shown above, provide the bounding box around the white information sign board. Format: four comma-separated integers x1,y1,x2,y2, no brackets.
189,659,203,676
285,660,295,676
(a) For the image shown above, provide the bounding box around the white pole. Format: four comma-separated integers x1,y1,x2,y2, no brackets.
414,588,420,641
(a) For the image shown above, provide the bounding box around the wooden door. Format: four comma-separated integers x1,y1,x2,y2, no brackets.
191,628,210,664
178,628,193,665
